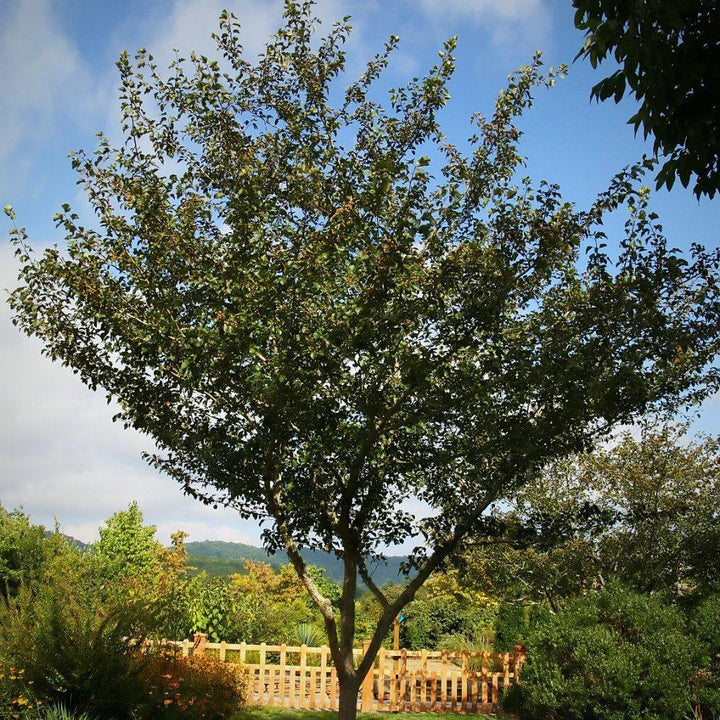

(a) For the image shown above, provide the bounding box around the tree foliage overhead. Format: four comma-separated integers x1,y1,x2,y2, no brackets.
6,2,720,714
573,0,720,198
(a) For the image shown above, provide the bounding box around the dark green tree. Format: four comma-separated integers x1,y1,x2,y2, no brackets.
0,505,71,599
7,3,720,717
503,583,717,720
573,0,720,198
458,425,720,609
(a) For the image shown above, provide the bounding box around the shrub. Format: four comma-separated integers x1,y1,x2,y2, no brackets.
293,623,325,647
0,586,147,719
0,661,41,720
494,603,529,652
137,650,247,720
402,595,497,650
436,631,497,672
23,704,97,720
691,594,720,718
188,574,240,642
503,583,714,720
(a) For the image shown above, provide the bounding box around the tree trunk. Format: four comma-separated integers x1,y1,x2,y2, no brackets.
337,673,360,720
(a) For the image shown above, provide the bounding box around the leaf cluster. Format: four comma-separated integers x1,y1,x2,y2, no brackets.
574,0,720,197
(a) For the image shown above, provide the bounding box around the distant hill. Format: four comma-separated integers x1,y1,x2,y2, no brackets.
185,540,408,588
45,531,87,550
48,532,408,589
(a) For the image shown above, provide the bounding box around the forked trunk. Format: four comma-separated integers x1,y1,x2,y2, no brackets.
337,673,360,720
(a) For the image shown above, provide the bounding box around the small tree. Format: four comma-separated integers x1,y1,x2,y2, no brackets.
7,3,720,717
93,501,162,580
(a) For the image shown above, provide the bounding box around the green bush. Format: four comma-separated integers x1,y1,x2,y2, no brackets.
503,583,715,720
188,574,240,642
23,704,97,720
494,603,529,652
0,586,147,719
402,595,496,650
690,594,720,717
293,623,325,647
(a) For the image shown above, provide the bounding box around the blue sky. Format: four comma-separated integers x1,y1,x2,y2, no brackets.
1,0,718,547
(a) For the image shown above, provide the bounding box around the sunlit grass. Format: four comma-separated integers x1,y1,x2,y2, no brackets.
231,707,497,720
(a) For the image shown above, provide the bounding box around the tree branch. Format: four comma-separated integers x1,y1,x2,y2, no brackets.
262,465,340,656
357,557,389,610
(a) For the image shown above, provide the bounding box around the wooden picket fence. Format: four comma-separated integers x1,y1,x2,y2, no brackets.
165,634,525,714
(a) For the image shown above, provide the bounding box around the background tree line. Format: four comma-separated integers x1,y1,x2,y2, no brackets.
2,423,720,718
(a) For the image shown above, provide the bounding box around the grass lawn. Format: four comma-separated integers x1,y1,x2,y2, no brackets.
231,708,497,720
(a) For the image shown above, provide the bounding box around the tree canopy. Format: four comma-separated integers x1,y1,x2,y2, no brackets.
458,424,720,609
7,3,720,717
573,0,720,198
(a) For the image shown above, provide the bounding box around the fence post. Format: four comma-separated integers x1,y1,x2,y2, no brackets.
361,640,374,712
300,644,308,708
461,651,469,711
320,645,328,709
192,632,207,657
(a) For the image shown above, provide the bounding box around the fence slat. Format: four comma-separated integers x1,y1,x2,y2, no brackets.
470,672,478,714
330,667,337,710
503,652,510,693
267,665,276,706
481,653,488,711
300,644,308,708
320,645,328,709
461,652,469,712
411,670,417,712
259,643,266,706
361,641,374,712
309,667,317,708
378,648,386,709
389,653,398,712
440,650,448,711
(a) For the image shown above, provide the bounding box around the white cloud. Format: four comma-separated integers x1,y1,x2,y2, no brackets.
410,0,551,46
143,0,284,68
0,0,93,189
0,245,267,545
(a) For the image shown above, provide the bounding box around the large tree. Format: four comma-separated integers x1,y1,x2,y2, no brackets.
573,0,720,198
456,424,720,610
7,3,720,717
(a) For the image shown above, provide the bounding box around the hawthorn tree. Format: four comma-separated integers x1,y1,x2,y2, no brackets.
7,3,720,717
